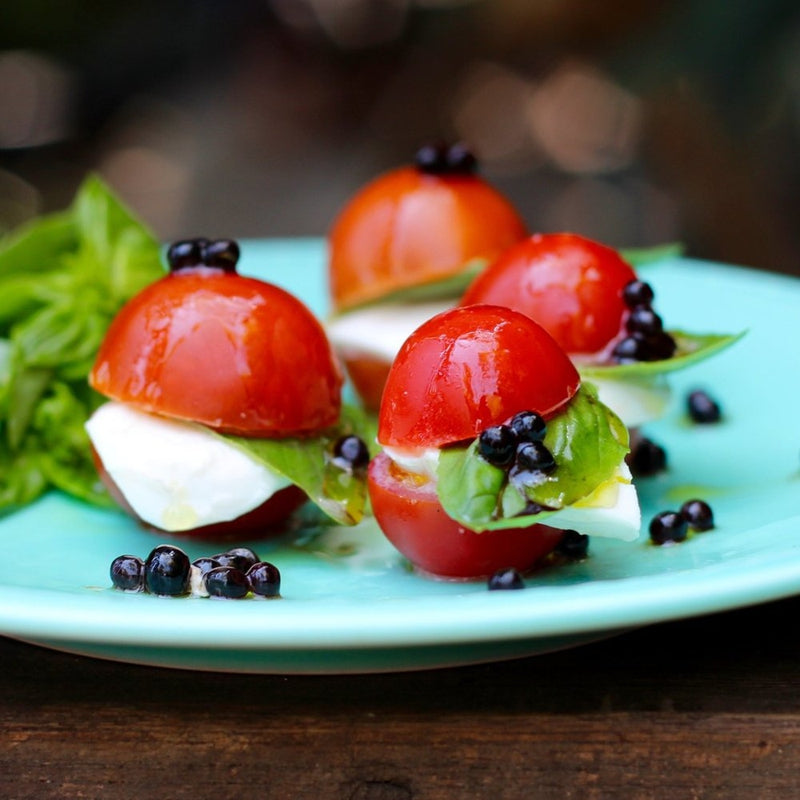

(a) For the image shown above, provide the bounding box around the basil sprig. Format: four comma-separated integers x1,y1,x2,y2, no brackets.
0,175,164,513
437,385,629,532
215,404,375,526
581,330,745,380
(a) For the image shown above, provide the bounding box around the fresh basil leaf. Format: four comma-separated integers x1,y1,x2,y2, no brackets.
0,447,48,513
581,330,745,380
620,242,684,266
334,258,487,315
437,385,629,532
30,382,113,507
217,405,373,526
0,211,77,276
0,174,164,513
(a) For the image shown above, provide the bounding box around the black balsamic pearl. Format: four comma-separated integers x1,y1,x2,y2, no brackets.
487,567,525,591
110,555,145,592
414,142,448,173
144,545,191,596
191,556,222,576
204,566,250,599
224,547,261,569
622,280,655,308
649,511,689,545
515,441,556,473
680,499,715,531
167,239,205,272
202,239,240,271
627,306,663,336
478,425,518,468
611,334,650,363
210,551,257,572
333,435,370,470
554,530,590,560
445,142,477,173
247,562,282,598
509,410,546,443
628,437,667,477
687,390,722,423
647,331,678,360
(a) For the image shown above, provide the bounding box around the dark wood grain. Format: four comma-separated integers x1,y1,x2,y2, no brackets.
4,596,800,799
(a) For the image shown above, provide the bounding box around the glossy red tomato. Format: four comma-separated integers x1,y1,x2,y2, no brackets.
461,233,637,356
368,453,564,579
377,305,580,449
329,165,527,312
90,268,343,437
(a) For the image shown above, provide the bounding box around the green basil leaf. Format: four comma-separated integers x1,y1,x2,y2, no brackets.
30,382,112,507
0,211,77,276
0,174,164,514
0,447,48,514
581,330,745,380
333,258,487,315
437,385,629,532
619,242,684,266
215,405,373,526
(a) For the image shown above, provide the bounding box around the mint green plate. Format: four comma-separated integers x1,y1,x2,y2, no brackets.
1,240,799,674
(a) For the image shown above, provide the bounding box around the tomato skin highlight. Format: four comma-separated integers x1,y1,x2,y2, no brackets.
377,305,580,449
329,166,527,312
368,453,563,579
90,268,343,437
462,233,637,356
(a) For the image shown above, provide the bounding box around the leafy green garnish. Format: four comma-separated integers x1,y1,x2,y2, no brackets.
437,385,629,532
333,258,487,315
217,404,375,526
0,175,164,514
581,330,745,380
620,242,685,266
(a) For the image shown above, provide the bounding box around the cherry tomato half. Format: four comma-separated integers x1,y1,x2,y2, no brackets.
461,233,637,356
329,166,527,312
368,453,564,579
90,268,343,437
377,305,580,449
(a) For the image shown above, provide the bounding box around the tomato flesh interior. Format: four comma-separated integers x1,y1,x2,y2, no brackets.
368,452,563,579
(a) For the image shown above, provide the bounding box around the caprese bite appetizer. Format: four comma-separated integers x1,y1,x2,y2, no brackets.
461,233,742,428
326,142,528,410
86,238,370,538
367,304,641,579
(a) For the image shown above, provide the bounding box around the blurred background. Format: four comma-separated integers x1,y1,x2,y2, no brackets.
1,0,799,274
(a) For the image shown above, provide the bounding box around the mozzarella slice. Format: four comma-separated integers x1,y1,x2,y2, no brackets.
327,300,452,362
86,402,291,531
382,445,440,481
540,462,641,541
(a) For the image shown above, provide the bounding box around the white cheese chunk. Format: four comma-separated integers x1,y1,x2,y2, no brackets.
382,445,440,481
541,462,641,541
327,300,452,362
86,402,291,531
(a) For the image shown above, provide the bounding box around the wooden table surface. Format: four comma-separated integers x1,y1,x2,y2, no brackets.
3,592,800,799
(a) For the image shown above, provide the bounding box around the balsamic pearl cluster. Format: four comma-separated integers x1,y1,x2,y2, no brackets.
478,410,556,485
414,142,478,175
166,238,241,273
649,499,714,545
110,544,281,599
611,279,677,363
